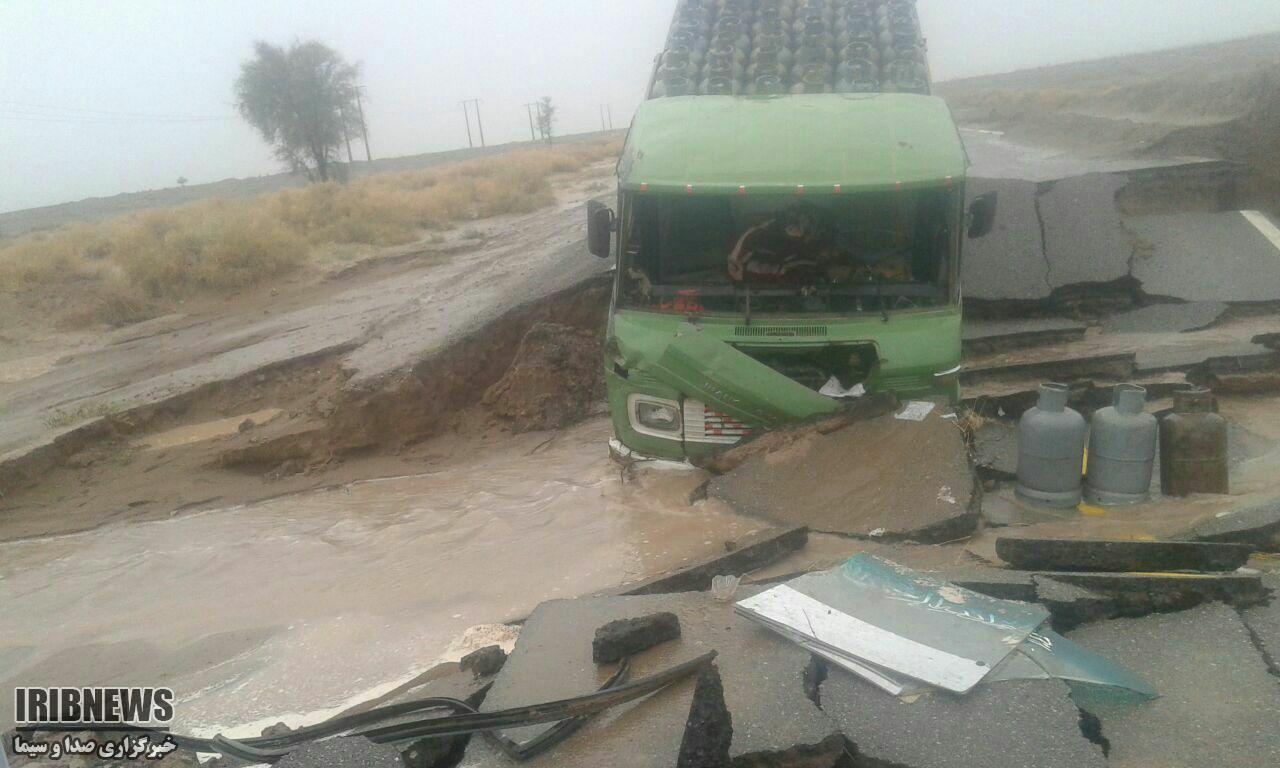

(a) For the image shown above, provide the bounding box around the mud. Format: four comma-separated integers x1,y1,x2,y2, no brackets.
0,276,612,541
483,322,606,433
0,419,773,735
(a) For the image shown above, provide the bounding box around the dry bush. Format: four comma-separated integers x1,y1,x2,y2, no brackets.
0,138,622,328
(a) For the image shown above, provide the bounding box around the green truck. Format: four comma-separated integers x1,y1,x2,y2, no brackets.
587,5,996,461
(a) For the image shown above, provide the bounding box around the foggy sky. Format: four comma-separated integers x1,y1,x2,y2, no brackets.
4,0,1280,214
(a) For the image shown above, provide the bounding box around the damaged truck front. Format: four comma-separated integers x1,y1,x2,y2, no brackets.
588,95,995,460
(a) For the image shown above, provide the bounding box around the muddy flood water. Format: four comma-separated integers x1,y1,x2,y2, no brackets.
0,419,769,735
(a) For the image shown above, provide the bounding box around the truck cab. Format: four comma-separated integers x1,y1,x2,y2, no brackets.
589,94,994,461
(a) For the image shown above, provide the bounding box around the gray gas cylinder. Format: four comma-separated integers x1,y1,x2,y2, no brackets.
1016,383,1087,508
1084,384,1157,505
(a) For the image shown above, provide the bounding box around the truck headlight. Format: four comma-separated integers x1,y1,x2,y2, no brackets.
629,395,682,435
637,401,681,430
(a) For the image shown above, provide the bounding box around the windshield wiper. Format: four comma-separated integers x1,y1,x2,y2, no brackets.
868,274,891,323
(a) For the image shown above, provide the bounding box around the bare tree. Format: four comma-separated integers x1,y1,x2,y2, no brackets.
234,40,362,183
176,176,188,187
536,97,556,145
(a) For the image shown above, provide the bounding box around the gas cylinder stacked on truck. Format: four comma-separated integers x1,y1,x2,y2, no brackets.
649,0,930,99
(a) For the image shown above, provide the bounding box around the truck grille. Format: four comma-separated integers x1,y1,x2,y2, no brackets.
683,399,753,445
734,325,828,338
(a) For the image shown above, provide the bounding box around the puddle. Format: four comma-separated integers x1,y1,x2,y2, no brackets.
137,408,283,450
0,419,767,736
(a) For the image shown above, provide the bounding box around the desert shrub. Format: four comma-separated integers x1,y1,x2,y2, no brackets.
0,138,622,326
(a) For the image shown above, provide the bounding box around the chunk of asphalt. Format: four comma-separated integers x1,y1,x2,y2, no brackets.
933,567,1039,602
1103,301,1228,334
995,537,1254,573
593,612,681,664
676,664,733,768
460,645,508,679
693,393,899,475
609,526,808,597
1069,604,1280,768
1033,575,1121,631
337,659,496,768
962,318,1087,354
1135,340,1273,376
972,420,1018,481
1179,497,1280,552
458,591,844,768
274,737,404,768
962,352,1137,384
708,404,978,543
820,672,1106,768
1021,570,1271,611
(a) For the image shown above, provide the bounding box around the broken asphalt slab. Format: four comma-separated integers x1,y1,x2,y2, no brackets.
1021,570,1271,611
330,656,499,768
930,567,1039,603
962,351,1136,384
1103,301,1228,334
1069,604,1280,768
960,178,1053,302
820,673,1106,768
972,419,1018,481
1129,211,1280,303
274,737,405,768
1040,173,1134,291
1135,339,1275,375
995,538,1254,573
707,404,977,543
459,591,844,768
1178,497,1280,551
962,318,1087,354
602,525,809,598
1032,576,1123,632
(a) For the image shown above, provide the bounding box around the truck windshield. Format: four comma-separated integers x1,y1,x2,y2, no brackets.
618,189,959,316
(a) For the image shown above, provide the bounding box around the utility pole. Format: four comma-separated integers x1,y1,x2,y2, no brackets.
522,102,538,142
461,98,485,148
355,87,372,162
599,104,608,133
460,100,474,148
339,106,354,163
607,103,613,130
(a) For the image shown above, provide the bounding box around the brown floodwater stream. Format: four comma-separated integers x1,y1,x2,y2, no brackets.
0,419,767,736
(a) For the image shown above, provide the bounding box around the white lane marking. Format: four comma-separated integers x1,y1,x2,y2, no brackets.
1241,210,1280,254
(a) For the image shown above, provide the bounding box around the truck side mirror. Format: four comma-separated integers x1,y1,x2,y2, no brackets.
968,192,998,239
587,201,615,258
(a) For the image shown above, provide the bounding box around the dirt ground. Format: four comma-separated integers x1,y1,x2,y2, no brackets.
937,32,1280,213
0,163,616,542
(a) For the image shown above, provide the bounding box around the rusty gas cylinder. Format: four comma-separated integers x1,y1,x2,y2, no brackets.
1159,386,1229,496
